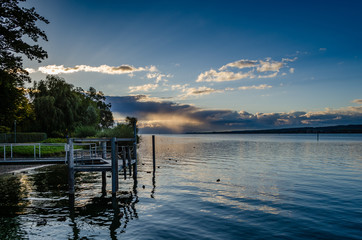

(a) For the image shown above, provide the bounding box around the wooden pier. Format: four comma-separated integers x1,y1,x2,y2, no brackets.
67,136,138,196
1,127,139,197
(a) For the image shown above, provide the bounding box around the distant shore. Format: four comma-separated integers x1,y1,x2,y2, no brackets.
187,124,362,134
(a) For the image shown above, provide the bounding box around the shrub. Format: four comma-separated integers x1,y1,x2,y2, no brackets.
42,138,67,143
0,126,10,133
96,124,134,138
0,132,47,143
73,125,98,138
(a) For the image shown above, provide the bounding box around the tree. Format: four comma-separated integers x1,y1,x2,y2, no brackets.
125,116,137,129
0,0,48,128
30,76,80,136
29,75,114,137
86,87,114,128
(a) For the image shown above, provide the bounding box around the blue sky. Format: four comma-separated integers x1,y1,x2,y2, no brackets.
24,0,362,133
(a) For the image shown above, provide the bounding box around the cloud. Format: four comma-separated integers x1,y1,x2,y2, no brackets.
319,48,327,51
107,95,362,133
129,84,158,93
176,84,271,99
258,72,278,78
282,57,298,62
289,68,295,74
26,64,157,75
146,72,172,83
219,60,258,71
196,57,296,82
170,84,189,91
238,84,272,90
352,99,362,104
180,86,224,99
196,69,255,82
257,60,283,72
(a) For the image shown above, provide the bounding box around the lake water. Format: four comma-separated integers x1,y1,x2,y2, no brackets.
1,134,362,239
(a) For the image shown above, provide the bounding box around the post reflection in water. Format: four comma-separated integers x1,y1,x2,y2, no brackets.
67,176,140,239
0,164,143,239
151,172,156,199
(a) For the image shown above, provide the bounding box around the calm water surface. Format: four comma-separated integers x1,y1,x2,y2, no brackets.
1,134,362,239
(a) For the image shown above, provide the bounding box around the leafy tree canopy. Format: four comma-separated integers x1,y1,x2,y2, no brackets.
0,0,48,128
29,75,114,137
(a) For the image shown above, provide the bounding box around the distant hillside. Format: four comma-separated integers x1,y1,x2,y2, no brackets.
187,124,362,134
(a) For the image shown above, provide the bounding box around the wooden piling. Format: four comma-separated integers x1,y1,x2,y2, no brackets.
102,171,107,196
101,141,107,196
133,124,138,180
128,147,132,176
68,138,75,195
152,135,156,172
122,146,127,180
111,137,118,194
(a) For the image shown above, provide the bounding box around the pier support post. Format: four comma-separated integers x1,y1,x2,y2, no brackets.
102,171,107,196
101,141,107,196
152,135,156,172
122,147,127,180
133,124,138,180
128,147,132,176
68,138,75,195
102,141,107,159
111,137,118,195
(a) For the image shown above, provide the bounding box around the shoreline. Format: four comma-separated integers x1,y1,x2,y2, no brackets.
0,164,49,175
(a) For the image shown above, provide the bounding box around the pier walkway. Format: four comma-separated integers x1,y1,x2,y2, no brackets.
1,131,138,196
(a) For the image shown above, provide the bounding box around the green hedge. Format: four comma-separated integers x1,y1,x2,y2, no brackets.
0,132,47,143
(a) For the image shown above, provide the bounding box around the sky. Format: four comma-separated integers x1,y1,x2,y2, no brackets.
23,0,362,133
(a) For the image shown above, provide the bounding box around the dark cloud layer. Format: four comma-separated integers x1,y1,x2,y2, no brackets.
107,95,362,133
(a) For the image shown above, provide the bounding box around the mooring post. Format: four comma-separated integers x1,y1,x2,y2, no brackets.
101,141,107,196
128,147,132,176
68,138,75,195
102,171,107,196
152,135,156,172
133,124,138,180
111,137,119,195
122,147,127,180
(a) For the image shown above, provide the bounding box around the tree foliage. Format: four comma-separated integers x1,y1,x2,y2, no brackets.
0,0,48,128
29,75,114,137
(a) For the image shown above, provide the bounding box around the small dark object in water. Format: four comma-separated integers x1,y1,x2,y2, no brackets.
37,219,47,226
57,216,67,221
142,185,145,189
169,158,171,160
146,171,151,173
142,163,145,165
216,179,220,182
157,166,160,168
175,160,177,162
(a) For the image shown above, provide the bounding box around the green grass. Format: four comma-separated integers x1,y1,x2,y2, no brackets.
0,145,66,158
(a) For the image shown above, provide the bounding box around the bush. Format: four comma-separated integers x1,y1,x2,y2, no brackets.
96,124,134,138
42,138,67,143
74,125,98,138
0,132,47,143
0,126,10,133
